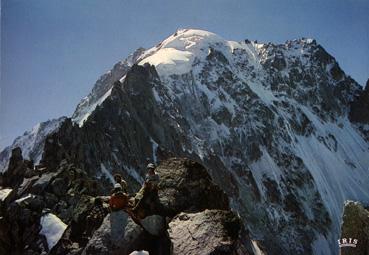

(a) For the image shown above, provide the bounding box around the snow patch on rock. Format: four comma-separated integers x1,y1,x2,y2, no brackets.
0,188,12,201
40,213,67,250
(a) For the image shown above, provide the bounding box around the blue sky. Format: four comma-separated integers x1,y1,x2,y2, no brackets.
1,0,368,149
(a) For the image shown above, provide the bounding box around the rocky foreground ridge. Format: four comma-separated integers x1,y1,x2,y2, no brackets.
339,201,369,255
0,151,254,255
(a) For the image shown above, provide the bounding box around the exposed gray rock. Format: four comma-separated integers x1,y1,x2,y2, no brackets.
339,201,369,255
140,215,166,236
168,209,253,255
31,172,58,195
156,158,229,216
82,213,148,255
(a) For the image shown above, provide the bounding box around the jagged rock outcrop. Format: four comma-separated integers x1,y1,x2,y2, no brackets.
1,147,35,188
72,48,146,126
339,201,369,255
155,158,229,216
0,157,110,255
0,157,252,255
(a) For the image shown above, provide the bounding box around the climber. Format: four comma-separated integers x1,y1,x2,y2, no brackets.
109,183,130,247
144,163,160,191
85,197,107,236
109,183,129,211
131,163,160,219
113,173,128,194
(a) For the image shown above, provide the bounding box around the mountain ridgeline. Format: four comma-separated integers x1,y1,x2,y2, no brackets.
1,29,369,254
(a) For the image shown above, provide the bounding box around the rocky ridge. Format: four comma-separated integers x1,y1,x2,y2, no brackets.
0,152,253,255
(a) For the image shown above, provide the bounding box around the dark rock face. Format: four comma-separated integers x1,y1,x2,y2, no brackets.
72,47,146,125
2,147,36,188
349,79,369,126
4,147,26,187
156,158,229,216
348,79,369,142
41,65,180,193
339,201,369,255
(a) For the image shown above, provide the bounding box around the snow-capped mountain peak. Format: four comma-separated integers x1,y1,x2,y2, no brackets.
138,29,234,75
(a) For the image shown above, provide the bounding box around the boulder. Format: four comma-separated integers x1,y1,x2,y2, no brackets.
168,209,253,255
3,147,29,187
156,158,229,216
51,177,69,197
5,194,46,253
17,176,39,197
31,172,58,195
339,201,369,255
82,213,147,255
140,215,166,236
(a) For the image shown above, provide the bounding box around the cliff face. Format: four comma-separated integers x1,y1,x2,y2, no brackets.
350,79,369,124
1,29,369,254
349,79,369,142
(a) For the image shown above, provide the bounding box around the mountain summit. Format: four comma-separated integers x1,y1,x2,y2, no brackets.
1,29,368,255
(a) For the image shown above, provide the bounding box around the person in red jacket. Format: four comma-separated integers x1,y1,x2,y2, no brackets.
109,183,128,211
109,183,129,248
